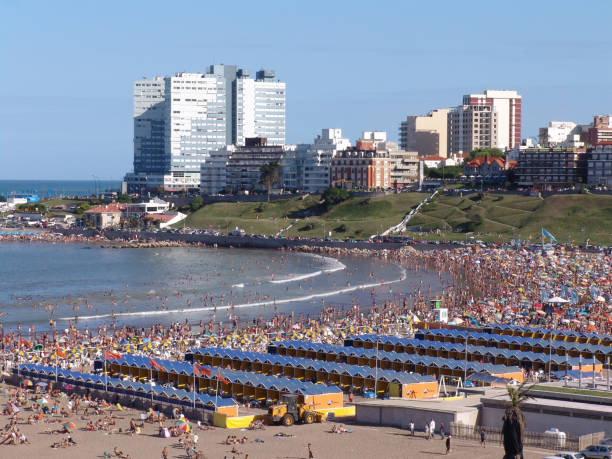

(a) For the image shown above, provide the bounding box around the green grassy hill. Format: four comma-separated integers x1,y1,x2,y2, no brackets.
183,193,427,238
410,193,612,244
179,192,612,244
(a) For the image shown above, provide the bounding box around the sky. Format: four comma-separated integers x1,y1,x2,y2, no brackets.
1,0,612,180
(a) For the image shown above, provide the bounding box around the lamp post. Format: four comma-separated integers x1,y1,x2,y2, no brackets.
548,333,552,382
464,335,468,384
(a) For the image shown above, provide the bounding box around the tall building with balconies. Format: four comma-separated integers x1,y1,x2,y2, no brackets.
126,65,286,192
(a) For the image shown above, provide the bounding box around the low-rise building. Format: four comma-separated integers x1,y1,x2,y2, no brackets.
516,148,588,188
125,197,170,217
587,144,612,186
84,203,126,228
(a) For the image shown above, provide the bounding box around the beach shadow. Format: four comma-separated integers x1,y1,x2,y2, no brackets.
419,451,446,456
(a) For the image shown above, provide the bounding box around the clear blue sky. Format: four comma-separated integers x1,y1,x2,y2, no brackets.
1,0,611,180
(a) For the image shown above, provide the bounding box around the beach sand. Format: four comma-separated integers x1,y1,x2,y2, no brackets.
0,392,553,459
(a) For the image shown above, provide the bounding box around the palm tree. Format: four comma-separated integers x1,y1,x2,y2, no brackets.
260,161,281,202
502,381,533,459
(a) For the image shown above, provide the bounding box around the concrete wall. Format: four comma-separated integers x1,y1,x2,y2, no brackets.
355,403,479,432
481,405,612,436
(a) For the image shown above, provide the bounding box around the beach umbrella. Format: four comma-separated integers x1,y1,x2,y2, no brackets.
36,381,48,388
63,421,76,432
22,379,33,387
546,296,570,304
176,418,191,432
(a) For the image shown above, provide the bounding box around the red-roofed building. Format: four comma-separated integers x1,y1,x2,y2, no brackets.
84,203,126,228
463,156,515,181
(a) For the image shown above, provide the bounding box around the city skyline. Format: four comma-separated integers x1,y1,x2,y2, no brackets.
2,0,612,180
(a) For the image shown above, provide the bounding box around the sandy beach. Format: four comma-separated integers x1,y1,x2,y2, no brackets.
0,389,551,459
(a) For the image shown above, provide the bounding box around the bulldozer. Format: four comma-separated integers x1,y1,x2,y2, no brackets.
266,394,321,426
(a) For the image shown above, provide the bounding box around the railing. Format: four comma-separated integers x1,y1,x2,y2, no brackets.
449,422,588,451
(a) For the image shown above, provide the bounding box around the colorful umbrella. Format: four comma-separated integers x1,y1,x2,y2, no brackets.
63,421,76,432
22,379,33,387
176,418,191,432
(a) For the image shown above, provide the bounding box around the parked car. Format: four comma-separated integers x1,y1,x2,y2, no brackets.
580,445,612,459
601,439,612,447
542,452,585,459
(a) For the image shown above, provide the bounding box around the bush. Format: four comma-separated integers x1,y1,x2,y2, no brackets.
190,196,203,212
322,187,349,207
335,224,347,233
299,222,316,232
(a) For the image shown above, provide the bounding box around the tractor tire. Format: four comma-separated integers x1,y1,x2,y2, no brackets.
303,412,315,424
281,414,295,426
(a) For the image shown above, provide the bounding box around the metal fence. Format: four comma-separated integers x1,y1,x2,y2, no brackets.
449,422,584,451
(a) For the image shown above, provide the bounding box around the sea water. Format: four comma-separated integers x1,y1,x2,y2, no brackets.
0,242,444,332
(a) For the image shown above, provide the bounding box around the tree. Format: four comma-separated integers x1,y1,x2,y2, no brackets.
190,196,203,212
260,161,281,202
0,195,6,202
467,147,504,161
321,187,349,208
502,382,533,459
117,194,132,203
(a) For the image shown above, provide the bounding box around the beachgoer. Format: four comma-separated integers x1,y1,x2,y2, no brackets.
445,435,451,454
480,429,486,448
308,442,314,458
409,420,414,436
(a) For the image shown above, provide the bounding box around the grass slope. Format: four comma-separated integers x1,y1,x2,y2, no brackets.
183,193,427,239
410,193,612,244
181,192,612,243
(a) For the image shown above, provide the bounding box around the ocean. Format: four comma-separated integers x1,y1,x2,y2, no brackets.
0,179,122,198
0,242,445,332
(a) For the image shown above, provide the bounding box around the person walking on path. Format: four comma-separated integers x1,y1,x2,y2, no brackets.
162,446,168,459
480,429,486,448
308,442,314,458
440,422,445,439
409,420,415,436
425,424,429,439
429,418,436,440
445,435,452,454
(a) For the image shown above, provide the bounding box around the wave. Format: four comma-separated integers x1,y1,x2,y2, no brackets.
269,254,346,284
58,267,407,322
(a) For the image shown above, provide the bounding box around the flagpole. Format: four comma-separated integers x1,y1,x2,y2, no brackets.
150,366,153,404
104,358,107,392
192,362,196,410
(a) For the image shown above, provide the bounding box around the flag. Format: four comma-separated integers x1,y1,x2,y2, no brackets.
149,358,166,372
194,364,212,376
541,228,557,242
105,351,122,360
56,347,66,358
217,369,228,385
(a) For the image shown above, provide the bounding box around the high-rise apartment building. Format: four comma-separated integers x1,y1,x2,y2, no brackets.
448,104,498,154
235,70,286,146
448,89,521,154
129,73,227,192
126,65,285,192
399,109,449,158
